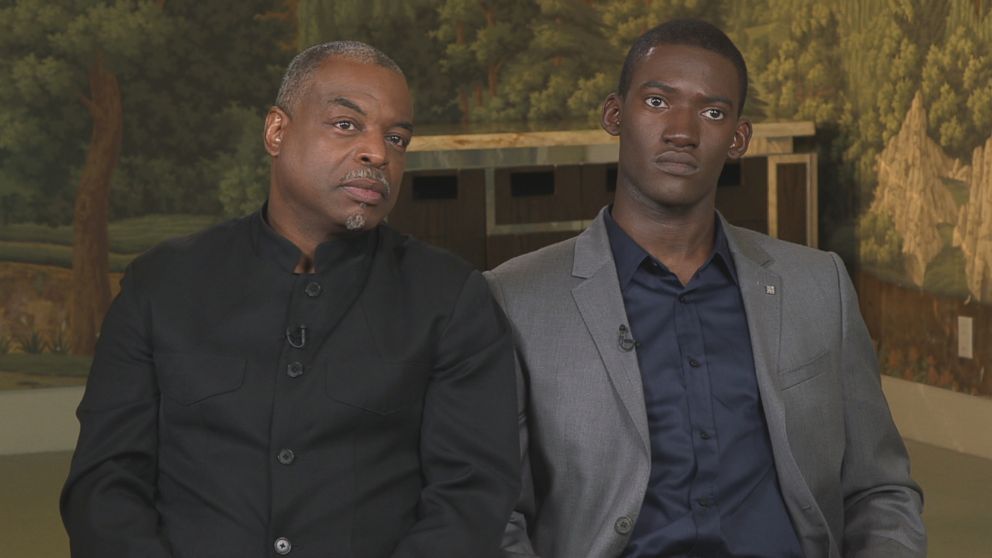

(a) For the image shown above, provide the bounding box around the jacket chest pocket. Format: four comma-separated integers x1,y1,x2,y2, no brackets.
324,358,429,415
156,353,246,405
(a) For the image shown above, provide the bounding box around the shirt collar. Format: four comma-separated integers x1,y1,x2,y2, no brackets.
249,203,377,273
604,206,738,288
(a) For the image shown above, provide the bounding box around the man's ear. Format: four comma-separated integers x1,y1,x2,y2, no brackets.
264,106,289,156
601,93,622,137
728,118,752,159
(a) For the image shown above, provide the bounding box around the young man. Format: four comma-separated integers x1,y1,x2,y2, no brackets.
62,41,519,558
487,19,925,558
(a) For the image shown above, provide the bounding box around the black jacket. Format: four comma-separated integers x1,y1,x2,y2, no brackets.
61,210,520,558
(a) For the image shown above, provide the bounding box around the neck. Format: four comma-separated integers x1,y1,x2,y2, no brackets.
265,196,331,274
612,196,716,285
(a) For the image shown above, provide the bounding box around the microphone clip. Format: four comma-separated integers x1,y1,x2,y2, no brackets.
618,324,638,352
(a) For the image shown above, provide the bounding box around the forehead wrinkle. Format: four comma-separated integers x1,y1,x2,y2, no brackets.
327,95,366,116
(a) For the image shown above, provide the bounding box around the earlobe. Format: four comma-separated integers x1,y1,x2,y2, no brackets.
728,119,753,159
264,107,287,156
601,93,622,137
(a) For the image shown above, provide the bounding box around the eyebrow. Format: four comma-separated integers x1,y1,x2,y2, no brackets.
640,80,734,108
328,96,366,116
327,96,414,133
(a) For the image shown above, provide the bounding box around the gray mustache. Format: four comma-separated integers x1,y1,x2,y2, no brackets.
340,167,391,196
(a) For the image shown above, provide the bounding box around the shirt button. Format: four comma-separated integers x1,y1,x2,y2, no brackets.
689,358,701,368
679,294,689,303
699,430,712,440
614,515,633,535
304,281,322,298
697,497,714,508
287,361,305,378
277,449,295,465
274,537,292,555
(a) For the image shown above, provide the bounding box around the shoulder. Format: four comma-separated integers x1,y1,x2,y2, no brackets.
729,224,844,274
127,215,249,280
379,225,477,285
487,236,578,291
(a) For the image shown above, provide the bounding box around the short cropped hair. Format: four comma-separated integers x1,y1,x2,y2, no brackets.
275,40,404,113
617,19,748,114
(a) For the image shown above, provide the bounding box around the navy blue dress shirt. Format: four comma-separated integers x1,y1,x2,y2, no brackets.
605,210,803,557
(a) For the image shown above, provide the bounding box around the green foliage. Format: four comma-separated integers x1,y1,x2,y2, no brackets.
858,210,904,270
300,0,458,122
213,106,270,217
0,0,292,225
0,334,11,355
921,26,992,158
48,320,70,355
16,327,46,354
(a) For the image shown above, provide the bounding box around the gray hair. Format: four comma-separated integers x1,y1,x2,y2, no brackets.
274,41,404,113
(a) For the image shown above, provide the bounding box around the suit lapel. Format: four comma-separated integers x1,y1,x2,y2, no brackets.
571,210,650,457
723,217,816,516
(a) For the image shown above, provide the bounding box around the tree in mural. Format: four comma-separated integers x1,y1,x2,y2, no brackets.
0,1,170,355
0,0,290,354
600,0,724,52
521,0,617,123
921,25,992,159
297,0,458,123
754,1,844,124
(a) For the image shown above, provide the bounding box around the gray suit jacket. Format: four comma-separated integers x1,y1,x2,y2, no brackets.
485,208,926,558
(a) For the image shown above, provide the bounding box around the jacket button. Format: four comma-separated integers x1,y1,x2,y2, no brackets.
304,281,322,298
277,449,295,465
287,361,304,378
274,537,292,555
614,515,633,535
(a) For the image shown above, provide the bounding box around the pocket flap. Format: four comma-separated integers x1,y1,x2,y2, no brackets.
325,358,428,415
156,353,246,405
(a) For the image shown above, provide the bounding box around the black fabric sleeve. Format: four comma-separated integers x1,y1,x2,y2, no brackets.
390,270,521,558
60,265,173,558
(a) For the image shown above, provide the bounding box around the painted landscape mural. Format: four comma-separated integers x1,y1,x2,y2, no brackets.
1,0,990,397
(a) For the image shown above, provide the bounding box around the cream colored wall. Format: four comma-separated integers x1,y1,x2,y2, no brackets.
0,386,81,455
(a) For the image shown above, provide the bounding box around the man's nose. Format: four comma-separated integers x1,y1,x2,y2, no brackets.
663,107,699,148
356,134,388,167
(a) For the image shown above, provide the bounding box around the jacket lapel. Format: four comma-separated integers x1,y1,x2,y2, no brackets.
571,210,650,458
723,217,819,529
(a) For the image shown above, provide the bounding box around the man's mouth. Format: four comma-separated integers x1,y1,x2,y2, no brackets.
338,168,391,205
654,152,699,176
340,180,386,204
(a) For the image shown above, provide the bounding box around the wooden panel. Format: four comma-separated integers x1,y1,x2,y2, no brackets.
715,158,768,234
388,169,487,269
775,162,808,245
579,163,616,217
494,166,585,225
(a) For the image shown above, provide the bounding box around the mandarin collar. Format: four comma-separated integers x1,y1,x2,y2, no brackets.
249,204,378,274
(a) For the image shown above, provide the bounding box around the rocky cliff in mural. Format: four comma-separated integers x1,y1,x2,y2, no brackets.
870,93,960,286
954,135,992,301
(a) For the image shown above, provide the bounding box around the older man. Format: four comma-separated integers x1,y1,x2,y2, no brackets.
62,41,519,558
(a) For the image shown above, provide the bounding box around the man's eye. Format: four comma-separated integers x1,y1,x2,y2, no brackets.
645,96,667,108
334,120,355,131
702,109,725,120
386,134,410,148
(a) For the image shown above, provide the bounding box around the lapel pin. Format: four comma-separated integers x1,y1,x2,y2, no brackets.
765,285,776,295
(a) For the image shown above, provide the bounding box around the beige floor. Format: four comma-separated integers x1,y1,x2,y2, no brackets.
1,439,989,557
